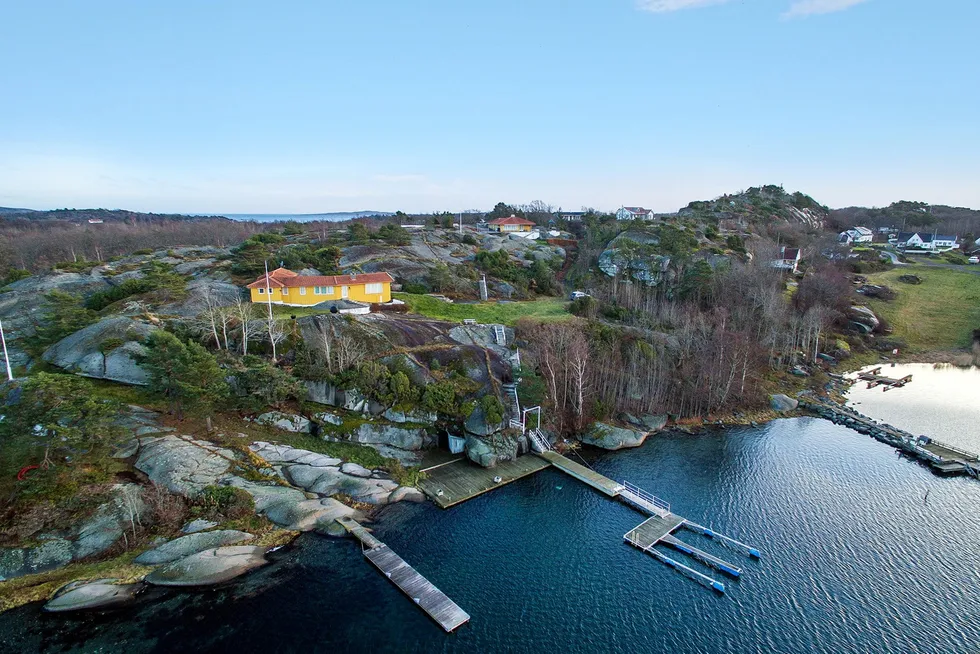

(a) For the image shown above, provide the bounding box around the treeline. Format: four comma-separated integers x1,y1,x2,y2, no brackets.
0,218,266,273
830,202,980,241
518,255,861,434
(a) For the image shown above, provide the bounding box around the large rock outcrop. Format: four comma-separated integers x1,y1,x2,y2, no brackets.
134,435,234,495
44,580,142,613
0,484,146,581
42,316,156,385
249,442,405,506
134,530,254,565
580,423,648,450
464,433,523,468
145,546,268,587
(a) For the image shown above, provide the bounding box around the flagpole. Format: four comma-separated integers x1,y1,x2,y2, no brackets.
0,319,13,381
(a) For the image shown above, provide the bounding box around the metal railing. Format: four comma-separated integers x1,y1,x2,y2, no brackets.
528,429,551,453
620,481,671,517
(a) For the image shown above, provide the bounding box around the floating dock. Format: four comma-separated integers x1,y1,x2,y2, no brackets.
336,517,470,632
414,447,761,593
538,450,759,592
856,367,912,391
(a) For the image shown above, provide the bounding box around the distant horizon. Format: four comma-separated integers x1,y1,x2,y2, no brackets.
5,193,980,217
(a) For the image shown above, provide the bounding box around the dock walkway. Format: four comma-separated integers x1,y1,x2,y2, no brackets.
336,517,470,632
537,450,759,593
537,450,625,496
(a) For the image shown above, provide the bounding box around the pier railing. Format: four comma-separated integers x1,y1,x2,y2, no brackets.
620,481,671,518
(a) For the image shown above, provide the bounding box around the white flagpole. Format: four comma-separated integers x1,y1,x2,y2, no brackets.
264,261,277,361
0,319,12,381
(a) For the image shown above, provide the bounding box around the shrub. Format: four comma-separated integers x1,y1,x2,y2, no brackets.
85,278,155,310
196,485,255,520
145,484,189,531
2,268,31,286
402,282,428,295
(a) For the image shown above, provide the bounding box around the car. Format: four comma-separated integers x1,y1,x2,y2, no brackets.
569,291,591,300
968,256,979,264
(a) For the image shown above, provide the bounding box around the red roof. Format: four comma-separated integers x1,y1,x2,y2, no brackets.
488,215,535,226
247,270,393,289
623,207,653,215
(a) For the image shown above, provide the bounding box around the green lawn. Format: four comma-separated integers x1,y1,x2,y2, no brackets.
864,266,980,352
392,293,571,325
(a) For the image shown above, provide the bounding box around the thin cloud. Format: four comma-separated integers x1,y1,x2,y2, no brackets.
782,0,871,19
636,0,730,13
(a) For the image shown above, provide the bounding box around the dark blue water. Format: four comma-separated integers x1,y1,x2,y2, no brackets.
3,418,979,653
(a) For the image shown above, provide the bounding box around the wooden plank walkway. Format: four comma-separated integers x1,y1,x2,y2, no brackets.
364,545,471,632
336,516,383,549
536,450,625,496
624,513,686,548
418,455,550,509
337,517,470,632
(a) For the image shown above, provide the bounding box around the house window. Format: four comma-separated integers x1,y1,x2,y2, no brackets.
314,286,334,295
282,288,288,295
258,288,265,294
365,283,383,294
299,287,306,295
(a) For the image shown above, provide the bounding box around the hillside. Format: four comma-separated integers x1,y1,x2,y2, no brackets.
830,201,980,238
678,185,829,231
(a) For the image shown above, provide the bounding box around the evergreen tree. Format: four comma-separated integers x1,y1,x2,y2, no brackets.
138,331,229,420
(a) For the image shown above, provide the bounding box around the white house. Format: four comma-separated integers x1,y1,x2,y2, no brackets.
769,247,802,273
895,232,958,252
838,226,873,245
616,206,655,221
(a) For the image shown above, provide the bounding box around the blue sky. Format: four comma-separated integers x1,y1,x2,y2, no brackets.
1,0,977,213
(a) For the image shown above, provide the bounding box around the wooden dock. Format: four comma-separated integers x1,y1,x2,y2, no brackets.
418,455,550,509
536,450,625,496
336,517,470,632
535,449,759,592
856,367,912,391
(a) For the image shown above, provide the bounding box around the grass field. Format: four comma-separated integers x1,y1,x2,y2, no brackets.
864,266,980,352
392,293,571,325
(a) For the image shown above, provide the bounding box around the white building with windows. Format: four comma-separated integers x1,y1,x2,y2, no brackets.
616,206,655,221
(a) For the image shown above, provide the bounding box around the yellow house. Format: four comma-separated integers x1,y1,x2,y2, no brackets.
488,215,535,233
246,267,393,306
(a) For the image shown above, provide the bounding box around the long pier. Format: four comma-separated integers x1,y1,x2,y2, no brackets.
336,517,470,632
801,398,980,478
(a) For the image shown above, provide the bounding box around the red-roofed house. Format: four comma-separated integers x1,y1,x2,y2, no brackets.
246,267,393,306
488,215,535,233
